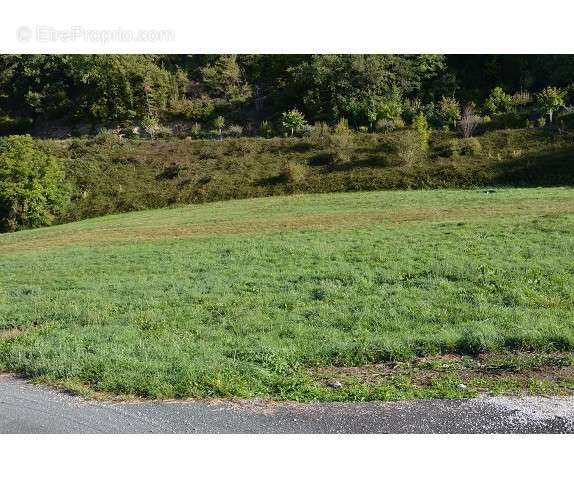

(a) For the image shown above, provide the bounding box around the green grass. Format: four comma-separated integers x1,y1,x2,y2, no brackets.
1,187,574,400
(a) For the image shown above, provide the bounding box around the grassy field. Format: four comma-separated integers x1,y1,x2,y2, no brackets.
1,188,574,400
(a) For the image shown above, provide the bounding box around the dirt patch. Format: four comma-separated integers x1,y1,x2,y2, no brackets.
309,352,574,390
0,328,26,339
0,322,42,340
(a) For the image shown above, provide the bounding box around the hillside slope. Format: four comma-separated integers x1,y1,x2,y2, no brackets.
41,128,574,225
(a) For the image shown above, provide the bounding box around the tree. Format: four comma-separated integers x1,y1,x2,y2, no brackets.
411,113,430,150
200,55,252,106
484,87,515,115
536,86,566,123
0,135,69,232
364,87,404,129
458,104,481,138
438,96,461,129
281,109,307,136
213,116,225,139
285,55,446,126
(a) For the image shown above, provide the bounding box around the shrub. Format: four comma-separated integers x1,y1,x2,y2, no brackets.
458,104,481,138
141,114,160,139
485,87,515,115
154,125,173,139
411,113,430,151
226,124,243,138
169,96,215,121
512,90,532,106
459,137,482,156
225,139,258,156
190,122,202,138
449,137,482,156
394,130,426,165
0,135,70,232
259,120,273,138
438,96,461,130
309,121,331,147
375,119,396,133
281,109,307,136
326,118,353,163
537,116,547,128
403,98,423,124
280,162,308,186
296,124,313,137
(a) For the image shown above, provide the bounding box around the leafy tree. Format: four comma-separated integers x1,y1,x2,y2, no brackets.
200,55,252,105
285,55,446,125
377,87,404,123
213,115,225,138
0,55,173,123
0,135,69,232
484,87,515,115
438,96,461,129
536,86,566,123
281,109,307,136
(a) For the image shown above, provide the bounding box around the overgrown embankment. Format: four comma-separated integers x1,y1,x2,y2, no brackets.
40,128,574,225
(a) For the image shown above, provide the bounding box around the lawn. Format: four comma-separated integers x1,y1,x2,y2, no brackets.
1,187,574,400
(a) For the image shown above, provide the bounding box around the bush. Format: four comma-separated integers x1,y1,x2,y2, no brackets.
497,111,528,129
375,119,396,133
309,122,331,147
411,113,430,151
169,96,215,121
537,116,547,128
0,135,70,232
259,120,273,138
458,104,481,138
394,130,427,165
326,118,353,164
512,90,532,106
449,137,482,156
226,124,243,138
280,162,308,186
485,87,515,115
190,122,202,138
460,137,482,156
141,114,160,139
438,96,461,130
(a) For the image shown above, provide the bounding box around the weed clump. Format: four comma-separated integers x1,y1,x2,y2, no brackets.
280,162,308,186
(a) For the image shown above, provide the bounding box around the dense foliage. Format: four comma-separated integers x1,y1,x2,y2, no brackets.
2,54,574,134
0,135,69,232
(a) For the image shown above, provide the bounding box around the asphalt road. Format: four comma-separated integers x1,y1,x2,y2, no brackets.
1,374,573,433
